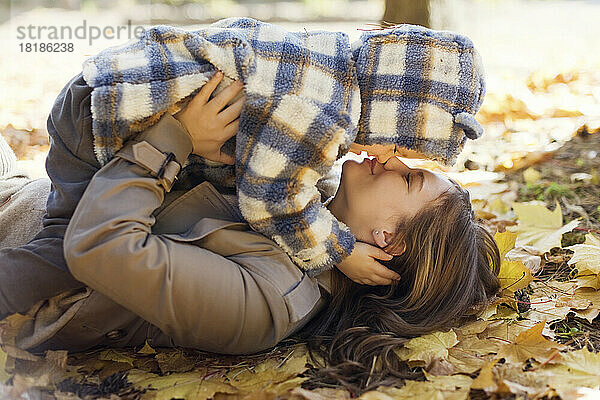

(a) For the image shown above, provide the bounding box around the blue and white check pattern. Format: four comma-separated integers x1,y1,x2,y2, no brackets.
352,24,486,165
82,17,360,274
80,18,486,274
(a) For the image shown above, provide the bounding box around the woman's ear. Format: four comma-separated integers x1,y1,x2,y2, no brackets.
372,229,406,256
372,229,388,247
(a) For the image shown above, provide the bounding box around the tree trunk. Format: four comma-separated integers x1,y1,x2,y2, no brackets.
382,0,430,28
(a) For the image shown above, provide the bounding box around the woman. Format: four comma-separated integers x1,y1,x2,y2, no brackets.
0,76,500,393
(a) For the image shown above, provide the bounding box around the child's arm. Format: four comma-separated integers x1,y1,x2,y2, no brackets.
174,73,399,284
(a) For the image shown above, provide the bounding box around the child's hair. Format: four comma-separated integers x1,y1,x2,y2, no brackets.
295,178,501,394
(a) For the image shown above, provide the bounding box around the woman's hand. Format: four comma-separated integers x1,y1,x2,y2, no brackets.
336,242,401,286
173,71,244,165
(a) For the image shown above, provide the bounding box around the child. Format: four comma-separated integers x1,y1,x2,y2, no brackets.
79,17,486,282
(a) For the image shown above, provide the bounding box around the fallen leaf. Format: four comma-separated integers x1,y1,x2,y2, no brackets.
0,313,32,345
425,357,456,376
507,200,581,253
364,373,472,400
557,346,600,374
470,358,501,393
137,340,157,355
496,321,565,364
572,267,600,290
453,319,493,338
564,233,600,274
136,372,237,400
494,230,519,259
538,362,600,400
394,330,459,367
498,261,533,293
289,387,352,400
506,246,542,274
98,349,136,367
494,231,534,293
156,348,196,374
226,349,309,395
494,362,553,398
446,335,501,375
0,347,10,384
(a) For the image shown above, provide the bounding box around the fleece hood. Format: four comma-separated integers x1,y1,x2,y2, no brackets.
350,24,486,166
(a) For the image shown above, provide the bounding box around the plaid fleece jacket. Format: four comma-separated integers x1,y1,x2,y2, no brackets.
81,18,485,276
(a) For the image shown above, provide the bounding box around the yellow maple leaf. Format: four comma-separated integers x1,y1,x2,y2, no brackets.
565,233,600,274
558,346,600,375
496,321,566,364
507,200,581,253
471,358,500,393
573,267,600,290
494,231,518,259
538,360,600,398
493,231,533,293
132,372,237,400
366,375,472,400
226,349,309,394
394,330,459,367
499,261,533,293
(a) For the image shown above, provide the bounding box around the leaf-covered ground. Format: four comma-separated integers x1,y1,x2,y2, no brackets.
1,67,599,400
1,0,600,389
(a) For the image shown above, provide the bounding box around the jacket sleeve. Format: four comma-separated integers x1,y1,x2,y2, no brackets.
63,114,287,354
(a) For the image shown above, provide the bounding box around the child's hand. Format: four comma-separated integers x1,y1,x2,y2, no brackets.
336,242,401,286
173,71,244,165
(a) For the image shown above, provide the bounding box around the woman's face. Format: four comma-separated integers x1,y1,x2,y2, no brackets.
332,156,455,241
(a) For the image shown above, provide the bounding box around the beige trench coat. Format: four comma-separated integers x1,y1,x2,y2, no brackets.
8,114,332,355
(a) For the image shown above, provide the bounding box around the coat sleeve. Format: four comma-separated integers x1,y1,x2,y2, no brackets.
63,114,289,354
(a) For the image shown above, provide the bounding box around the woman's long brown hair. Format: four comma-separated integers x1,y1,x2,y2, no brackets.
294,179,502,394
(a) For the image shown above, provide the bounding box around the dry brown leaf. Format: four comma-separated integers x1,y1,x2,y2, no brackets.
470,358,502,393
155,348,196,374
496,321,566,364
394,330,458,367
425,357,456,376
0,313,32,345
565,233,600,274
225,349,308,395
289,387,352,400
138,373,238,400
527,280,600,323
98,349,136,367
494,362,552,398
446,335,500,375
453,319,493,339
538,361,600,400
137,340,157,355
362,373,472,400
505,246,542,274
